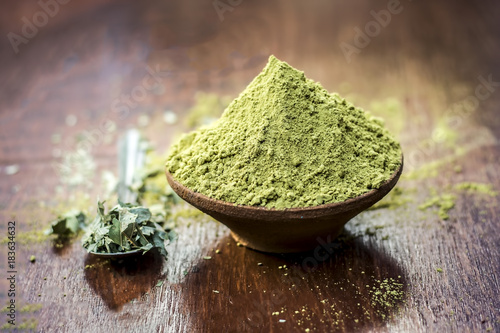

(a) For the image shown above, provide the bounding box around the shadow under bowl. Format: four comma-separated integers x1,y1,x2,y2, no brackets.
166,155,403,253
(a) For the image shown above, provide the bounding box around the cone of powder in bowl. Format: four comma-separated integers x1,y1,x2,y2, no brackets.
165,55,403,253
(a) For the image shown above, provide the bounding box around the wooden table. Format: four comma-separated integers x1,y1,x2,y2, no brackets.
1,0,499,332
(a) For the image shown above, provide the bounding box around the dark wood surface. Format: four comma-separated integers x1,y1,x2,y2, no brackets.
1,0,499,332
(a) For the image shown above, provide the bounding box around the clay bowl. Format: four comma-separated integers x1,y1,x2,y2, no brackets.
166,155,403,253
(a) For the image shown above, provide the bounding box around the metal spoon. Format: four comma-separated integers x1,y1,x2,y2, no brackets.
90,129,147,258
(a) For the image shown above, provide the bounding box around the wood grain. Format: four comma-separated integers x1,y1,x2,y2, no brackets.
0,0,499,332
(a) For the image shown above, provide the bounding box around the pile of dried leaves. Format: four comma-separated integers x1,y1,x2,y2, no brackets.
81,201,176,259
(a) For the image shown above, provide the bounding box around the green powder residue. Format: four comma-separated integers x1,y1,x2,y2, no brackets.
369,277,405,320
166,56,401,208
453,182,498,196
19,303,43,313
0,229,49,245
1,319,38,331
402,158,450,181
417,182,496,221
368,187,414,211
418,194,456,220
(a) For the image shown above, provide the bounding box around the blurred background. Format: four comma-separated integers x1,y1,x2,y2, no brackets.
1,1,499,198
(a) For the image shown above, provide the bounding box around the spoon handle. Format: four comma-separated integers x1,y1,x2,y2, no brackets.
117,129,146,204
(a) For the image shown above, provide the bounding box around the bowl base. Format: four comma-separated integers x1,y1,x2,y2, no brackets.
230,229,343,254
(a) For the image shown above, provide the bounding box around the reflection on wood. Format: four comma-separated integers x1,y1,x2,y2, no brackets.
84,251,163,311
181,232,407,332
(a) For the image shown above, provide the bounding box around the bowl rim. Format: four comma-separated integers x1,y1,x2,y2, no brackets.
166,154,403,219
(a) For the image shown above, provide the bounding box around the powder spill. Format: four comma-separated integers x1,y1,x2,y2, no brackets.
418,193,456,220
417,182,497,221
453,182,498,197
167,56,401,208
368,186,414,211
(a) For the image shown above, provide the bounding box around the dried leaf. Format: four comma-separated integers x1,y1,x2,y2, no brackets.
48,210,86,238
108,218,122,246
81,201,173,259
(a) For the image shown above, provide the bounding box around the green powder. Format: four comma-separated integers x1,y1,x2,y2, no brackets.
453,182,498,196
418,194,456,220
166,56,401,208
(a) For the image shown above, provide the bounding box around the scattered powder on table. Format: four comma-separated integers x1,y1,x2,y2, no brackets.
418,193,456,220
166,56,402,208
453,182,497,196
